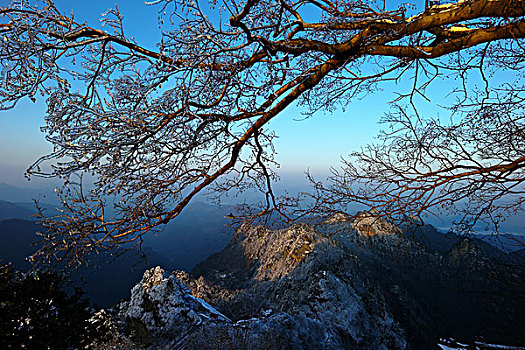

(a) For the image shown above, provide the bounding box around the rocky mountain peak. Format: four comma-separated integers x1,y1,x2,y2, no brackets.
452,237,483,257
352,209,401,237
447,237,493,271
140,266,165,292
118,267,230,340
323,211,352,224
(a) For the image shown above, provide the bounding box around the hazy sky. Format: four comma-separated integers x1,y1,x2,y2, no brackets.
0,0,428,189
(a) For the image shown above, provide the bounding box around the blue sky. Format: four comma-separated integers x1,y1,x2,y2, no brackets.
0,0,431,189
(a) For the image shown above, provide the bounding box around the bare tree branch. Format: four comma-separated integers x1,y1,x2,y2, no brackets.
1,0,524,265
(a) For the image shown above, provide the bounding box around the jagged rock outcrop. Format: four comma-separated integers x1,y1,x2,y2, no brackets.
118,267,231,347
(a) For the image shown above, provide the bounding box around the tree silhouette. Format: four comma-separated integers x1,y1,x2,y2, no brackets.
0,262,91,348
1,0,524,264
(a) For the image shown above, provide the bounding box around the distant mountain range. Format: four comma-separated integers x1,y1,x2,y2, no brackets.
0,195,233,307
0,182,59,204
405,223,525,257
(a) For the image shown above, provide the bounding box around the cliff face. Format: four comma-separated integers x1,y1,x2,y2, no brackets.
107,215,524,349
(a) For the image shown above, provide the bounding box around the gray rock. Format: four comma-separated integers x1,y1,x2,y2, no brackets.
118,267,230,345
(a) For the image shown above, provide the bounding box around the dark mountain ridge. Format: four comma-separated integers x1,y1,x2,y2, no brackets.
0,200,35,220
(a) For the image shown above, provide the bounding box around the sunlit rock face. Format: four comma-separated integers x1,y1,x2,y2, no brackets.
351,209,401,237
322,209,402,236
238,224,324,281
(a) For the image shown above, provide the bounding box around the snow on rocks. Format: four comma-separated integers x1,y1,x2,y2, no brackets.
118,266,229,338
